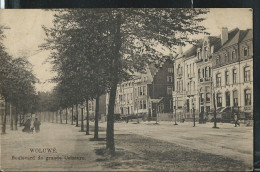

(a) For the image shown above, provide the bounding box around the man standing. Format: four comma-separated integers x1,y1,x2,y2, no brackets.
33,118,41,133
234,114,240,127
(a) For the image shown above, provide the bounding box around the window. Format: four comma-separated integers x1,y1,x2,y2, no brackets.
209,67,211,77
200,93,204,103
197,51,201,59
244,47,248,56
225,92,230,106
177,64,181,75
216,56,220,64
225,53,228,62
217,93,222,107
233,69,237,84
225,71,229,85
167,76,173,82
130,93,133,100
233,90,238,107
143,86,146,95
139,100,142,109
168,68,173,73
170,100,173,110
245,89,251,106
216,74,221,87
205,67,208,78
231,51,236,60
167,86,173,96
143,100,147,109
206,93,211,102
143,77,147,82
198,69,201,79
244,66,250,82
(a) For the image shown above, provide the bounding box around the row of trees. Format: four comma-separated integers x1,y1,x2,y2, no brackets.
0,26,38,134
40,9,209,154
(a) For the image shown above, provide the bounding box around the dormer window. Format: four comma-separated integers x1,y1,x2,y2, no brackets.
216,56,220,65
225,53,228,62
244,47,248,56
231,50,236,60
197,48,201,60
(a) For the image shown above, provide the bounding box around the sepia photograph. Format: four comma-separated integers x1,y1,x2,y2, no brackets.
0,8,253,171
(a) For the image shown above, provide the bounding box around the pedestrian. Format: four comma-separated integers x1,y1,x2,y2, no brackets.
33,118,41,133
22,119,31,133
234,114,240,127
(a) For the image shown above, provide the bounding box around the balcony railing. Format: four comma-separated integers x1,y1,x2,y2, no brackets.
187,73,195,79
176,73,183,78
186,90,196,96
199,77,212,83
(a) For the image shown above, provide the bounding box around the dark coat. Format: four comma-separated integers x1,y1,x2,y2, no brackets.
22,119,31,132
33,120,41,131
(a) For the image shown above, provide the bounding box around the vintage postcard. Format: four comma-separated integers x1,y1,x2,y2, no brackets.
0,8,253,171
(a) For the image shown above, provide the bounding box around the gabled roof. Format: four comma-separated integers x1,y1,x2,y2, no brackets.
219,28,252,51
181,27,252,57
182,39,203,58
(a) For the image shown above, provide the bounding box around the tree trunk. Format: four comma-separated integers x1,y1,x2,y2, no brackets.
106,14,122,154
60,109,62,124
65,108,68,124
76,104,79,127
2,100,7,134
213,92,217,128
81,107,84,132
15,106,18,130
94,96,99,140
56,111,58,123
19,112,22,126
10,104,13,130
86,98,90,135
71,105,74,125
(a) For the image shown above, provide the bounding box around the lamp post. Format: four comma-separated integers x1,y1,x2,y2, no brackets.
80,104,84,132
192,102,195,127
135,98,139,124
174,97,178,125
212,91,219,128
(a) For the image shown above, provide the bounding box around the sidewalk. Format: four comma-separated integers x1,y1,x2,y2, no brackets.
1,123,106,171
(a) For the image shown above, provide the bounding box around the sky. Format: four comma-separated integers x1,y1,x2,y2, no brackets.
0,8,253,92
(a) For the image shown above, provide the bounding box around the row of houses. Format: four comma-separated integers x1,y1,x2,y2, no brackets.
106,59,175,120
107,27,253,121
173,27,253,121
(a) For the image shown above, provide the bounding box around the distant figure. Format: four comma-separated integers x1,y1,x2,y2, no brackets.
22,119,31,133
234,114,240,127
33,118,41,133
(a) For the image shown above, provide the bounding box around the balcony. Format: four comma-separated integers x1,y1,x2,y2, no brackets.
187,73,195,79
186,90,196,96
199,77,212,83
244,106,252,112
176,73,183,79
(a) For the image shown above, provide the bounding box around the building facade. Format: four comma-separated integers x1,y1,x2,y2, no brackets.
173,27,253,121
107,58,174,120
212,28,253,119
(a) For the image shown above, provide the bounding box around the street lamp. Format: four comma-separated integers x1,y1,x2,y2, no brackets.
174,97,178,125
192,101,195,127
135,98,139,124
80,104,84,132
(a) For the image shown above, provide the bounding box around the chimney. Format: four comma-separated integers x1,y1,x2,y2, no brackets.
177,46,183,55
221,27,228,45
